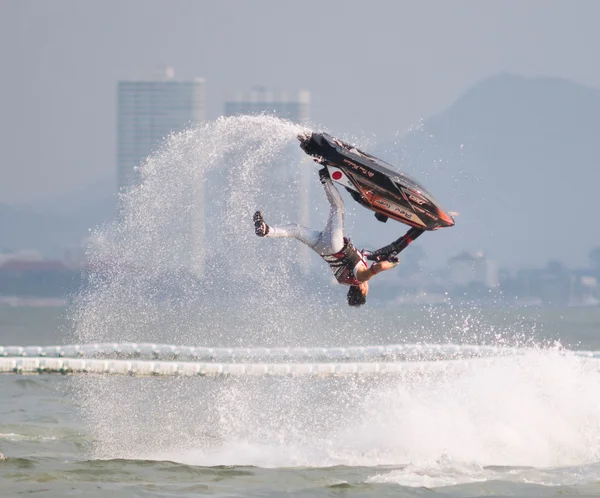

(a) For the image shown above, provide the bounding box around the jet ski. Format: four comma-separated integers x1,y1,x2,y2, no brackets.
298,132,455,231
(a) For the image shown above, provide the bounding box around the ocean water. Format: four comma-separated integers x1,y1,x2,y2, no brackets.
3,312,600,497
2,116,600,496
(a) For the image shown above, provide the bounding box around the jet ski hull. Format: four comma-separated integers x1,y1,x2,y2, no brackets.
299,132,455,231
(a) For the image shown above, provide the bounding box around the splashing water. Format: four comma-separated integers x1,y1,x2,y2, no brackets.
68,116,600,485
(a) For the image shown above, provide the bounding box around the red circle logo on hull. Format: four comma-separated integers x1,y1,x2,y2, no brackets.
332,171,343,180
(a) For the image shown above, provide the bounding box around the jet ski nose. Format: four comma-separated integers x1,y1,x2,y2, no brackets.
440,211,456,227
297,131,313,143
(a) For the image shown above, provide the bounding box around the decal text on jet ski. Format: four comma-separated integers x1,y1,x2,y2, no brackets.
343,159,374,177
375,198,415,221
408,194,428,206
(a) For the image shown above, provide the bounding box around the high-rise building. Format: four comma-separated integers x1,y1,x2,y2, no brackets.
117,67,206,276
224,88,310,123
117,67,205,191
224,88,312,271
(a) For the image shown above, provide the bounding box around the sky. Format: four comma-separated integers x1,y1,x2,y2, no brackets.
3,0,600,204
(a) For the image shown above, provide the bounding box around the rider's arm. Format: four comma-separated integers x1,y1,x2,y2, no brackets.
366,241,399,262
356,260,399,282
367,228,424,262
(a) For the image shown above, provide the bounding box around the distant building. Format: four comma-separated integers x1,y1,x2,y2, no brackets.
117,67,206,275
512,267,571,306
0,257,81,299
117,67,205,192
448,251,499,289
0,249,44,266
224,88,312,271
571,275,599,307
225,88,310,123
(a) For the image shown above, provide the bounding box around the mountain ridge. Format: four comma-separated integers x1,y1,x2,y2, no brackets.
378,73,600,268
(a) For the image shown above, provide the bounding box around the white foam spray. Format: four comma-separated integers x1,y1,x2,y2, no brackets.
68,116,600,488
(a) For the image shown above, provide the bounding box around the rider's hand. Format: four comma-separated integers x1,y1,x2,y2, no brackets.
378,259,399,272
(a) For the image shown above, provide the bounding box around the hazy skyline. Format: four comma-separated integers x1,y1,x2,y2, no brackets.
3,0,600,203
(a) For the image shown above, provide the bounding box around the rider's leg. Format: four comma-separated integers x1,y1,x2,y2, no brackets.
254,211,321,248
313,175,345,255
265,223,321,248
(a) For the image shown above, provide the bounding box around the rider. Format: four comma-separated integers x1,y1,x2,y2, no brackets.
253,168,400,306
